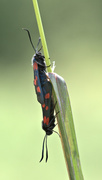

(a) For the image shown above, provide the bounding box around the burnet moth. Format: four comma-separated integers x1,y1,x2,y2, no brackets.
23,29,59,162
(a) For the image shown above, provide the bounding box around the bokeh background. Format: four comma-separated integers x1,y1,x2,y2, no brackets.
0,0,102,179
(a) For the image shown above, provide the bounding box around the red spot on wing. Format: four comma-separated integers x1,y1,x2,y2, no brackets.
46,117,49,125
46,106,49,110
45,93,50,99
42,104,45,108
34,79,36,85
43,116,49,125
33,62,38,70
34,76,38,85
37,86,41,93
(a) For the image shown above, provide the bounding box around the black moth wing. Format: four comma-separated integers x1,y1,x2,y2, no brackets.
34,62,44,104
42,81,52,122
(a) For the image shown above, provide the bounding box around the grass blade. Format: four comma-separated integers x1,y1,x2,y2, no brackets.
48,73,84,179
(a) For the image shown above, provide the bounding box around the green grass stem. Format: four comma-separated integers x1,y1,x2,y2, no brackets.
32,0,84,179
32,0,52,72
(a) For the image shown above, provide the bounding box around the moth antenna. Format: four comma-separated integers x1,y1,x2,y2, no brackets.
22,28,36,52
39,135,46,162
36,37,41,51
38,46,42,52
46,135,48,162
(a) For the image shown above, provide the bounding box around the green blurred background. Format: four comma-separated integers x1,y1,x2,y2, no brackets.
0,0,102,179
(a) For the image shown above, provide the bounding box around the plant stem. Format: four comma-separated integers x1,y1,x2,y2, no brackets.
32,1,84,179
